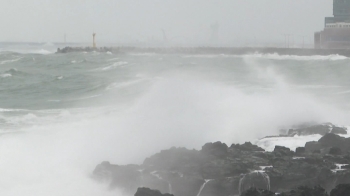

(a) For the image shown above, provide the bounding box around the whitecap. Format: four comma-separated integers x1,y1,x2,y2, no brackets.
256,134,323,152
106,79,145,90
0,57,23,65
1,73,12,78
101,62,128,71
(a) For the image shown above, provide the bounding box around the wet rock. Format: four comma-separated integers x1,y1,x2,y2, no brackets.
329,147,342,155
295,147,305,154
278,186,328,196
134,187,173,196
330,184,350,196
230,142,265,152
142,147,206,175
306,133,350,153
92,125,350,196
201,142,228,159
273,146,294,156
240,187,275,196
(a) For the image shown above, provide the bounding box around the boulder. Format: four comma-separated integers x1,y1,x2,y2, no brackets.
134,187,173,196
274,146,294,156
201,142,228,159
330,184,350,196
230,142,265,152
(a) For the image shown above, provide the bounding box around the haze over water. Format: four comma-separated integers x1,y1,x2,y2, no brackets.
0,43,349,195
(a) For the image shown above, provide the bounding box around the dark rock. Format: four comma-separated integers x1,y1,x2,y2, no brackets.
92,123,350,196
305,141,322,153
241,187,275,196
278,186,328,196
230,142,265,152
329,147,342,155
295,147,305,154
305,133,350,153
330,184,350,196
201,142,228,159
274,146,294,156
331,127,347,135
313,149,321,154
143,147,206,174
134,187,173,196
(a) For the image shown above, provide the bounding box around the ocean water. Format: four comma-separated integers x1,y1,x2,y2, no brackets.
1,43,350,195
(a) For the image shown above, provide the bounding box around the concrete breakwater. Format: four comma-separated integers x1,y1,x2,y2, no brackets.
56,46,350,56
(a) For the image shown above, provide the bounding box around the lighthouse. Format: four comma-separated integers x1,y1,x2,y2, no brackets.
93,33,96,48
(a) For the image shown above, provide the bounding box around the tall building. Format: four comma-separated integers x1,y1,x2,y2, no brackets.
315,0,350,48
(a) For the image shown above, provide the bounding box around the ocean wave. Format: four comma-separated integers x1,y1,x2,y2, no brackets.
106,79,145,90
1,49,54,55
1,73,12,78
256,134,323,151
0,108,28,112
0,57,23,65
101,61,128,71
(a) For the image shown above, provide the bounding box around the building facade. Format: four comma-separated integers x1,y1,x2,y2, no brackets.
315,0,350,48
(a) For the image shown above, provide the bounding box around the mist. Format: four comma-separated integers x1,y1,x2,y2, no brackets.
0,0,331,46
1,1,350,195
1,52,350,195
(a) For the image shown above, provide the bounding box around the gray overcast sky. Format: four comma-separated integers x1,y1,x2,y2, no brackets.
0,0,332,46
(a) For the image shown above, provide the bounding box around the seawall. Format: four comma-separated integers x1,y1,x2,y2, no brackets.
56,46,350,57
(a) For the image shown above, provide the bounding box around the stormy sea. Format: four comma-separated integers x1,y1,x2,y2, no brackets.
1,43,350,195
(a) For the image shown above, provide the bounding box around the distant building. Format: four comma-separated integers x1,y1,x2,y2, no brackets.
315,0,350,49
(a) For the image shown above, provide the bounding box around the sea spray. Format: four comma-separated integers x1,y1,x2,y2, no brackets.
239,172,271,195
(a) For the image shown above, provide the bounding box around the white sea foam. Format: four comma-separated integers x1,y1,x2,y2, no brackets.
101,62,128,71
0,57,23,65
256,134,323,152
1,73,12,78
106,79,145,90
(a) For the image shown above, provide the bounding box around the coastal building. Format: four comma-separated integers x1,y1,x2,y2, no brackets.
315,0,350,49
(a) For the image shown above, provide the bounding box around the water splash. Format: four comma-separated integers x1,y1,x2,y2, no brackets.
169,183,172,194
150,171,172,194
239,172,270,195
332,164,348,173
197,179,212,196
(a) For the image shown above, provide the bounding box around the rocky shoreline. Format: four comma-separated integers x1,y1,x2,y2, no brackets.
92,123,350,196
